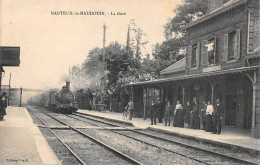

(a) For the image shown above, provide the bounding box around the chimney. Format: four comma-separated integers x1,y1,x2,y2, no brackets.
207,0,223,13
66,82,70,92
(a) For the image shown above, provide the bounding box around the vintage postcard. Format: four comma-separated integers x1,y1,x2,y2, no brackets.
0,0,259,166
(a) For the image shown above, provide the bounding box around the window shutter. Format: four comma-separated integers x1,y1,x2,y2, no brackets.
213,37,217,64
196,42,200,68
223,34,228,61
235,29,241,59
187,45,192,68
201,40,208,65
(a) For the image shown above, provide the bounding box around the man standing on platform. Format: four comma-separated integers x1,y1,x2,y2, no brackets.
164,99,172,126
200,100,207,130
150,100,156,125
157,98,163,123
125,99,134,121
212,98,223,134
185,101,192,128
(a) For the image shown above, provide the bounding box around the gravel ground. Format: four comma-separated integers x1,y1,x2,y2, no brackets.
75,113,133,127
39,128,81,165
137,129,260,164
54,129,133,165
114,130,244,164
80,128,201,165
49,113,95,128
70,114,122,128
32,111,66,127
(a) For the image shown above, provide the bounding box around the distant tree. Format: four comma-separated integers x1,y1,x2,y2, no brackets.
151,0,209,75
164,0,208,40
127,20,148,59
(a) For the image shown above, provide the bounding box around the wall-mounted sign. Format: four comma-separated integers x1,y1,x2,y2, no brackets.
0,47,20,66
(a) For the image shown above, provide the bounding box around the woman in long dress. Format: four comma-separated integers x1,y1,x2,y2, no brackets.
190,101,200,129
173,100,183,127
205,101,214,132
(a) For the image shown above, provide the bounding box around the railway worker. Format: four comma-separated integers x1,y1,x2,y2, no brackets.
185,101,192,128
150,100,157,125
212,98,223,134
190,101,200,129
200,100,207,130
164,99,172,126
173,100,183,127
125,99,134,121
205,101,214,132
157,98,163,123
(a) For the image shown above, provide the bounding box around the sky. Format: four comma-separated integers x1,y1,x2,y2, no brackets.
0,0,182,90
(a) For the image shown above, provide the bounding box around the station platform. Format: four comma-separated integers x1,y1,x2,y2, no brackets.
0,106,60,165
77,109,260,153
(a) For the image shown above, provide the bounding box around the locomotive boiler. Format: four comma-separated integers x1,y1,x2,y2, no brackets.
54,82,78,113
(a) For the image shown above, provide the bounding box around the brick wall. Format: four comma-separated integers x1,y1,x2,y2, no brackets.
186,4,249,76
253,70,260,137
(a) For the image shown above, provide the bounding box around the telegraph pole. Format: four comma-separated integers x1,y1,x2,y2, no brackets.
102,23,106,87
101,24,106,103
20,87,22,107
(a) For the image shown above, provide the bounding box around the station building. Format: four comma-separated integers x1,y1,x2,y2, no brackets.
129,0,260,138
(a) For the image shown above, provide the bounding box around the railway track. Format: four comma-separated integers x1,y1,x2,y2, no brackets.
27,106,141,165
27,106,259,165
68,112,259,165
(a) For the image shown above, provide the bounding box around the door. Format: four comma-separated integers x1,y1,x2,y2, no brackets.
225,94,237,126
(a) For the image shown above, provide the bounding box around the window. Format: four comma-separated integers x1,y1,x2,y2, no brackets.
223,29,240,61
208,38,216,65
188,42,200,69
201,37,216,66
228,31,236,60
191,44,197,68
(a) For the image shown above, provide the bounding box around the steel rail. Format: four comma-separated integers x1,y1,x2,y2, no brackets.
27,107,86,165
67,114,208,164
32,107,142,165
72,112,258,165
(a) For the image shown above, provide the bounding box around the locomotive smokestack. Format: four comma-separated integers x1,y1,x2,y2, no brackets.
66,82,70,92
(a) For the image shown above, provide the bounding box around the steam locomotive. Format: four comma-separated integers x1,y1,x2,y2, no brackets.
50,82,78,113
28,82,78,114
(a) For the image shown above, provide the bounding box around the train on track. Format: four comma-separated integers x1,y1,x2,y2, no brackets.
28,82,78,113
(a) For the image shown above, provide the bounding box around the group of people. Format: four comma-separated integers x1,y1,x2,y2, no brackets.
151,98,224,135
0,92,8,121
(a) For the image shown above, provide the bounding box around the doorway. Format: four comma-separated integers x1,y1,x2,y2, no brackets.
225,94,237,126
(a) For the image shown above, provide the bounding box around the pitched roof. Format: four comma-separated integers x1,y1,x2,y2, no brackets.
184,0,249,29
160,57,186,75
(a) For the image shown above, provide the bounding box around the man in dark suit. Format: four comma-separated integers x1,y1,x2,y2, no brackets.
157,98,163,123
164,99,172,126
150,101,157,125
212,98,223,134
